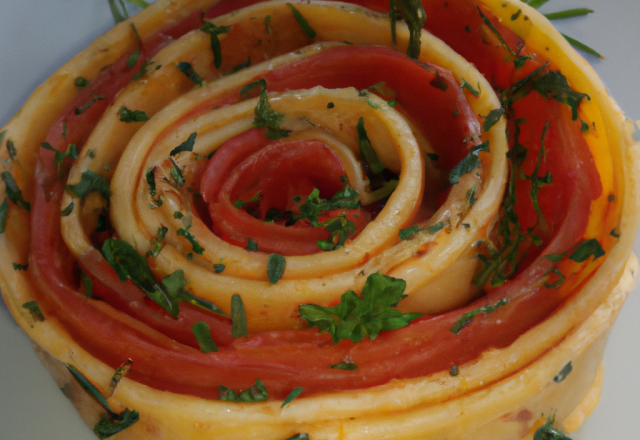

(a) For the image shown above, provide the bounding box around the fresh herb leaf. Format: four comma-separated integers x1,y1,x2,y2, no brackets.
5,139,20,167
127,24,142,69
460,79,480,96
399,225,421,241
554,361,573,383
177,224,204,255
240,79,288,138
477,6,517,56
329,362,358,371
610,228,620,238
483,108,505,132
526,121,552,230
108,0,128,24
450,298,509,334
200,22,231,69
22,301,44,321
110,359,133,389
1,171,30,211
75,93,106,115
213,263,226,273
281,387,303,407
394,0,427,59
61,201,75,217
561,33,603,59
93,409,140,439
267,254,286,284
118,106,149,123
169,158,185,186
177,62,204,86
532,71,590,121
527,0,550,9
245,237,259,251
82,272,94,298
299,273,422,344
65,170,111,202
568,238,605,263
40,142,79,177
544,8,593,20
511,9,522,20
427,152,439,161
0,199,8,233
170,132,197,156
264,15,272,34
287,3,316,39
147,226,168,258
227,56,251,75
75,77,89,89
231,293,248,338
533,418,572,440
219,378,267,402
356,117,385,176
131,59,156,81
449,141,489,184
102,238,180,317
544,267,565,289
13,263,28,271
192,321,219,353
146,167,157,197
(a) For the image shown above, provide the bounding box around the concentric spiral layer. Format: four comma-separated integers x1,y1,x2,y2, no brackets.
0,0,638,439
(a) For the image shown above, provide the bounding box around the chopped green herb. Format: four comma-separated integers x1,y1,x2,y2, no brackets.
267,254,286,284
177,225,204,255
147,226,168,258
146,167,157,197
65,170,110,203
219,378,267,402
177,62,204,86
427,152,439,161
82,272,94,298
240,79,289,139
66,364,139,439
544,267,565,289
399,225,421,241
234,191,261,209
449,141,489,184
102,238,180,317
285,435,310,440
477,6,516,56
131,59,156,81
88,149,96,159
231,293,248,338
327,102,335,109
389,0,397,45
610,228,620,238
61,201,75,217
580,120,590,133
393,0,427,59
608,194,615,203
40,142,79,177
0,199,8,234
75,77,89,89
387,99,398,107
227,56,251,75
449,365,459,376
513,54,533,69
281,387,303,408
356,117,385,176
526,122,553,230
467,184,477,206
22,301,44,321
170,132,197,156
200,22,231,69
544,8,593,20
568,238,604,263
213,263,226,273
74,93,106,115
107,0,129,24
127,24,142,69
118,106,149,123
460,78,481,96
527,0,550,8
483,108,505,132
287,3,316,39
452,108,460,118
169,158,185,186
110,359,133,389
299,273,423,344
554,361,573,383
533,418,572,440
532,70,590,121
450,298,509,334
97,214,108,232
264,15,272,34
192,321,219,353
246,237,259,251
1,171,30,211
5,139,20,167
511,9,522,20
13,262,28,271
329,362,358,371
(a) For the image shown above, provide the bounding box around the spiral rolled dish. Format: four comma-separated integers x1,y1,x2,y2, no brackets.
0,0,638,439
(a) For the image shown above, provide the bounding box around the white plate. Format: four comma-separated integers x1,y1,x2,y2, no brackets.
1,0,639,438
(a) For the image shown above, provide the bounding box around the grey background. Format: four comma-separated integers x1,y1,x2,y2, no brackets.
0,0,639,438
